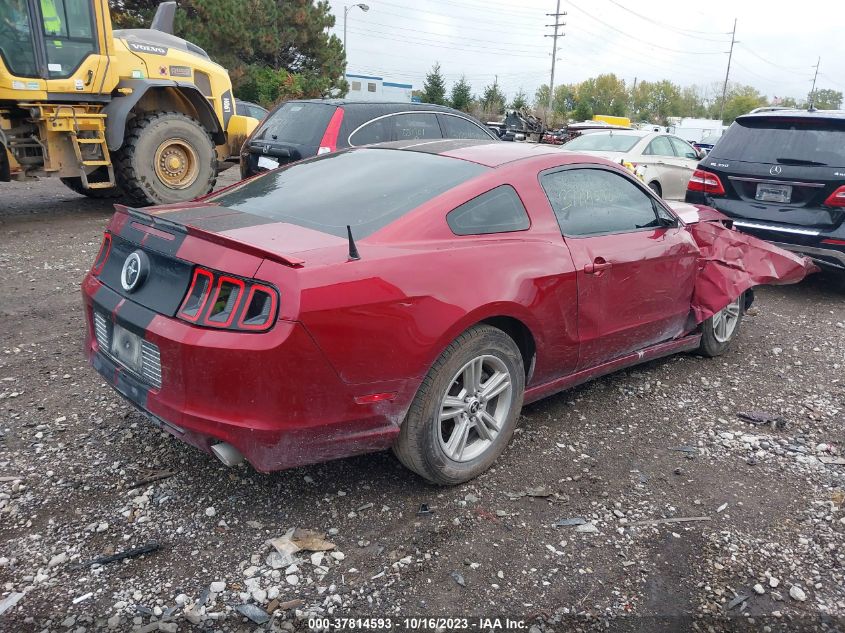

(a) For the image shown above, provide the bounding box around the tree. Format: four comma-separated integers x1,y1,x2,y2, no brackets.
479,81,506,118
630,80,682,124
421,63,447,105
109,0,159,28
510,88,528,111
810,88,843,110
168,0,346,106
449,76,473,112
533,85,550,110
578,74,628,117
721,85,767,123
572,99,593,122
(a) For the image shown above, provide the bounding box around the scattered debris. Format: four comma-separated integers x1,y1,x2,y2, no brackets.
450,571,466,587
575,523,598,533
416,503,432,516
0,593,23,616
235,603,270,624
290,528,336,552
726,594,749,610
737,411,787,429
717,503,728,513
554,517,587,527
76,542,160,568
72,592,93,604
819,456,845,466
126,468,177,490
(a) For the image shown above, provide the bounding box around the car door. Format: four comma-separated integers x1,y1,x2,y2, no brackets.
539,166,699,370
668,136,701,194
641,135,688,199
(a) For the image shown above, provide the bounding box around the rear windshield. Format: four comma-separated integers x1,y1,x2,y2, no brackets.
712,117,845,167
563,133,641,152
208,149,489,238
251,102,336,146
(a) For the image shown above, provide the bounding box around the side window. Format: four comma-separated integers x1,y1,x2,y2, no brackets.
540,168,662,237
367,82,377,93
391,112,442,140
447,186,530,236
644,136,674,157
41,0,97,78
439,114,493,140
669,136,698,159
349,117,391,145
250,106,267,120
0,0,38,76
351,81,361,91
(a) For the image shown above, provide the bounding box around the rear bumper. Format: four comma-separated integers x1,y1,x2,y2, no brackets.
685,193,845,271
82,275,410,472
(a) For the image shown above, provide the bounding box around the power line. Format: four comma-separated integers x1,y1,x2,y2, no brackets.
566,0,725,55
344,27,549,58
344,18,548,50
719,19,738,123
736,44,812,74
603,0,732,40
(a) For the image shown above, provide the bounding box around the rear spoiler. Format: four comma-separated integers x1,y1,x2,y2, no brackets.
113,204,305,268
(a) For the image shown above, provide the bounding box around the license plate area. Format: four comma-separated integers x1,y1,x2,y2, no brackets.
756,183,792,203
111,323,143,374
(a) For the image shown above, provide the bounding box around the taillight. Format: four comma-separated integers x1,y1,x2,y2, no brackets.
91,232,112,275
823,185,845,208
687,169,725,195
317,107,345,155
177,267,278,332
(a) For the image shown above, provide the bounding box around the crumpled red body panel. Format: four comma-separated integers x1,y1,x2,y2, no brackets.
688,218,818,323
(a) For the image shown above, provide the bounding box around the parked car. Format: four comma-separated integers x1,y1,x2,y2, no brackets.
239,100,497,178
685,109,845,272
82,140,812,484
235,99,269,121
561,130,703,199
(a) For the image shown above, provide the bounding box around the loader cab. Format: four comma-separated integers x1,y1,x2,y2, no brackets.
0,0,111,97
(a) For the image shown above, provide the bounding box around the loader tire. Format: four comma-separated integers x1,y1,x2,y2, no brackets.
115,111,217,206
60,167,123,199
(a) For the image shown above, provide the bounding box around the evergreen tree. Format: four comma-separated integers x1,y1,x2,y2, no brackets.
510,88,528,111
480,81,506,117
449,75,473,112
421,63,447,105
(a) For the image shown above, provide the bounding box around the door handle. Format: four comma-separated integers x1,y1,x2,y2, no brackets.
583,258,612,275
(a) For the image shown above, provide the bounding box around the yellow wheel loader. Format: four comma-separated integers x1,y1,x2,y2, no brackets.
0,0,255,205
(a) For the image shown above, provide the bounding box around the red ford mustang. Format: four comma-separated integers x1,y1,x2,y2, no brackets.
82,140,813,484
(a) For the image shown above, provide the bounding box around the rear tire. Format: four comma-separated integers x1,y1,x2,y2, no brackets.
698,294,744,357
114,111,217,206
393,325,525,485
60,167,122,199
648,181,662,197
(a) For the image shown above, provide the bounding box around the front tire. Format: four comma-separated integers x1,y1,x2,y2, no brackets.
114,111,217,206
648,180,662,197
393,325,525,485
698,294,744,357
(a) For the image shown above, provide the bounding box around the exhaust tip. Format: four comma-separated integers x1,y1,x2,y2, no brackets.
211,442,244,468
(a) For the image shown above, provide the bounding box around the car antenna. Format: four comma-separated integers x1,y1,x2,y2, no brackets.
346,225,361,261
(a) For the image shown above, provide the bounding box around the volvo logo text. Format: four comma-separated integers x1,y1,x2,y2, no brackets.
121,250,150,292
769,165,783,176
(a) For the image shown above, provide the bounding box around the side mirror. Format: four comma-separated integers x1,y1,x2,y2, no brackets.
696,149,707,160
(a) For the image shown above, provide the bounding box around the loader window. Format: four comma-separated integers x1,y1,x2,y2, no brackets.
0,0,38,76
41,0,97,78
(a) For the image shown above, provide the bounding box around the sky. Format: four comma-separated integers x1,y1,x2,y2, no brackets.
328,0,845,105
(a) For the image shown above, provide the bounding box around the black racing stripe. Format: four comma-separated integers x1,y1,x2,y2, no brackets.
154,207,234,223
116,300,156,338
158,208,277,233
93,283,122,314
113,212,187,258
188,212,277,232
114,369,150,410
92,351,149,409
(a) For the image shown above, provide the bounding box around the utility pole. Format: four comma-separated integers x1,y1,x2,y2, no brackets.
808,57,821,107
545,0,566,112
719,18,737,124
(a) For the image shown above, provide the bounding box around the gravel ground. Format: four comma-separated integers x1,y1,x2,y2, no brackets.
1,175,844,633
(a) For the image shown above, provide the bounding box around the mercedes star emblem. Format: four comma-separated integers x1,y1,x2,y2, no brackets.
769,165,783,176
